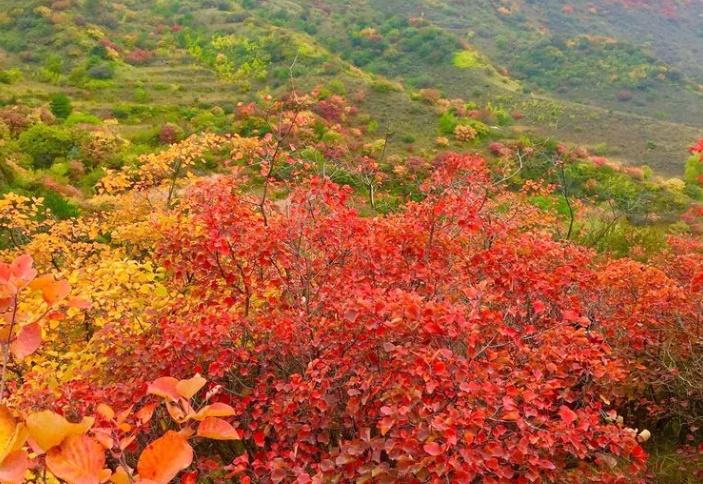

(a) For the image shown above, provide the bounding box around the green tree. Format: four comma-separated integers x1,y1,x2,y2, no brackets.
18,124,76,169
50,95,73,120
684,155,703,185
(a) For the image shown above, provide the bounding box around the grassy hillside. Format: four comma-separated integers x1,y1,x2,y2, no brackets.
1,0,702,181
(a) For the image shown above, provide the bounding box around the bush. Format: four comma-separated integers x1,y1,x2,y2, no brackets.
87,63,114,80
40,189,80,219
0,68,23,84
438,111,458,135
65,113,102,126
50,95,73,120
158,123,184,145
18,124,76,169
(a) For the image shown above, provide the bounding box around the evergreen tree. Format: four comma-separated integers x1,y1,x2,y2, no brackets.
50,94,73,120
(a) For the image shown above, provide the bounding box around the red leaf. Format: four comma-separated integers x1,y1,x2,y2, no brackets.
558,406,578,425
0,263,10,284
10,255,35,283
532,300,545,315
561,310,580,322
423,322,442,335
423,442,442,456
10,322,42,359
180,471,198,484
271,468,287,483
67,298,92,309
631,445,648,461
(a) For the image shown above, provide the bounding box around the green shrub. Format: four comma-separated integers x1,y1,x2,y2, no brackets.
0,68,23,84
65,113,103,126
40,190,80,219
134,88,153,103
684,155,703,185
18,124,76,169
50,95,73,120
87,63,115,80
453,50,484,68
438,112,458,135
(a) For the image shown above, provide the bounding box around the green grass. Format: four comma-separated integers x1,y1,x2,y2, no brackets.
453,50,485,69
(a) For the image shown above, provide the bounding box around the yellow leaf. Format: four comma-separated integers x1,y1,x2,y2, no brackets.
96,405,114,421
175,375,206,400
26,411,94,451
110,467,131,484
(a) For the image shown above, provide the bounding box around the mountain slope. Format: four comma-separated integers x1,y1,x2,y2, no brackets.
1,0,702,176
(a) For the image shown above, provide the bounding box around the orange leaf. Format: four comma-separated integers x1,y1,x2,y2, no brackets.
192,402,236,421
147,377,180,402
92,429,113,450
196,417,240,440
67,298,92,309
166,400,194,424
46,434,106,484
175,375,206,400
0,406,26,463
119,436,135,451
0,297,12,313
137,431,193,484
26,411,94,451
29,274,54,291
0,263,10,284
10,322,42,359
96,404,115,421
115,406,134,426
42,280,71,305
0,450,28,484
135,403,157,425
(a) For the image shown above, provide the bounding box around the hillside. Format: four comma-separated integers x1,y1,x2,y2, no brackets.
1,0,703,176
2,1,703,483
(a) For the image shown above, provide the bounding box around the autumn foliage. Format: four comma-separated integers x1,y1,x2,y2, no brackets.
2,111,703,483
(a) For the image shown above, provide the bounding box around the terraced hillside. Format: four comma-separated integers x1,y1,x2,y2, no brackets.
1,0,703,176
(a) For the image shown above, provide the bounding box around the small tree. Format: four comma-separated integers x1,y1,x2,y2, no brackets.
18,124,75,169
50,94,73,120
